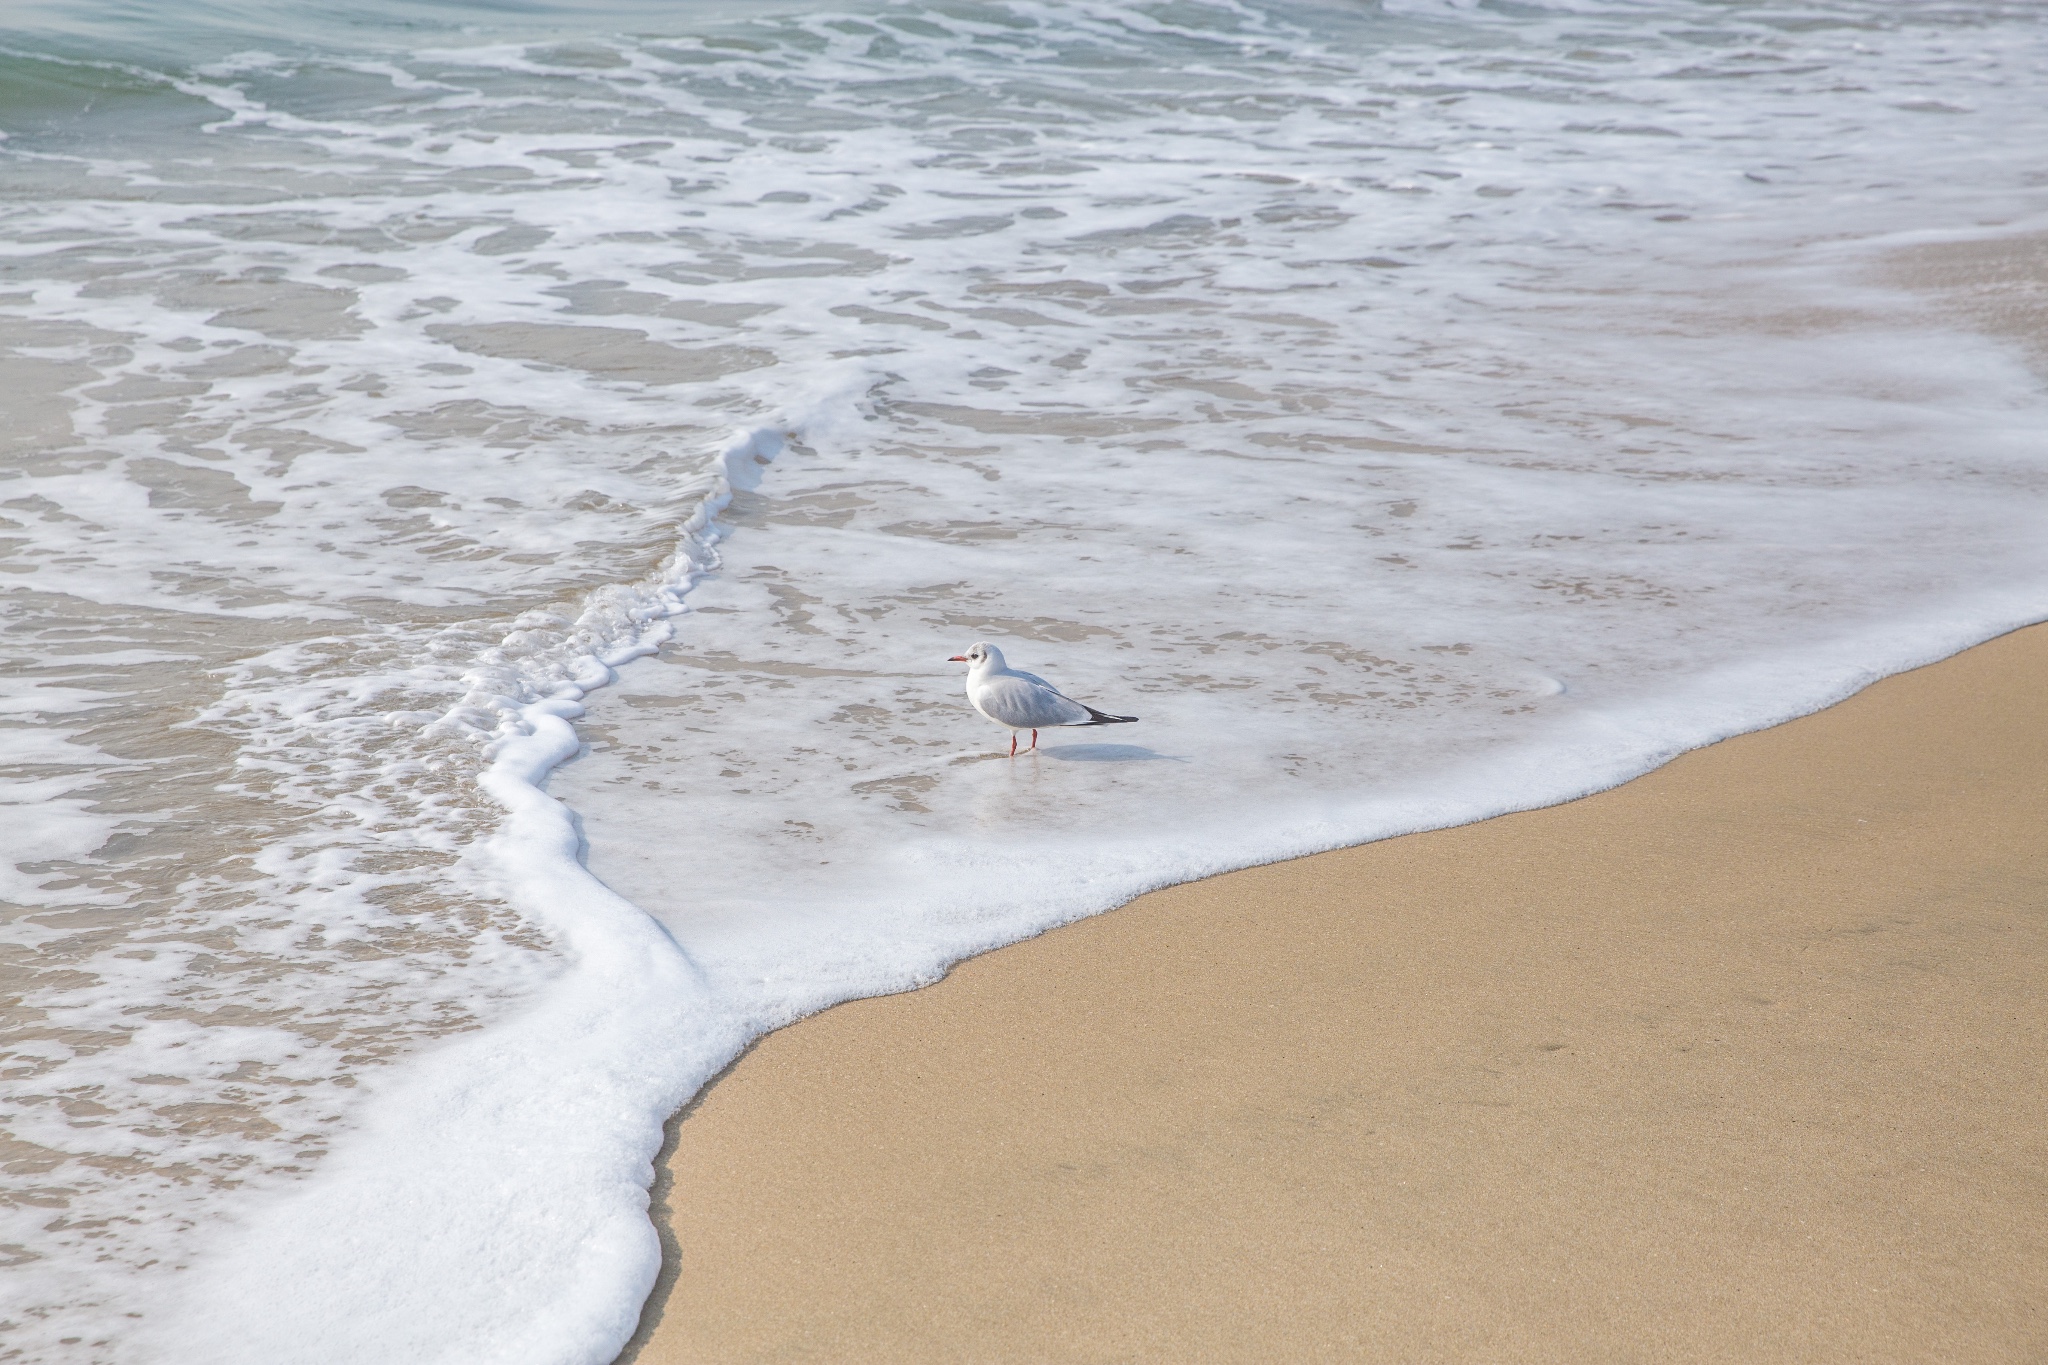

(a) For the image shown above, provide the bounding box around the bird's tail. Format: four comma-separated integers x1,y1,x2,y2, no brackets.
1080,705,1138,725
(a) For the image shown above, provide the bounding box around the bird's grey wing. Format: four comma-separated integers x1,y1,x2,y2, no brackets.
1008,667,1105,709
974,674,1091,728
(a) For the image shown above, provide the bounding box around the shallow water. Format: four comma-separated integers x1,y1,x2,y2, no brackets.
1,0,2045,1360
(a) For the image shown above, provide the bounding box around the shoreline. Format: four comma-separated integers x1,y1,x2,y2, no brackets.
620,623,2048,1362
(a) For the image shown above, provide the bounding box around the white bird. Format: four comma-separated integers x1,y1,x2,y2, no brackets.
948,641,1138,757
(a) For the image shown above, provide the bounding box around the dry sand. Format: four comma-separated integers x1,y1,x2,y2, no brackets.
620,624,2048,1363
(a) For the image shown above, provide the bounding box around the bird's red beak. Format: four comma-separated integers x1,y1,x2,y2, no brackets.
948,655,968,662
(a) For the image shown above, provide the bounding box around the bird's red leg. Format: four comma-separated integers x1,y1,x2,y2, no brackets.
1009,733,1018,758
1029,729,1038,752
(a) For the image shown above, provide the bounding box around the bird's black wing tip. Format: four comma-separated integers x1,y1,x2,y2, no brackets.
1081,706,1139,725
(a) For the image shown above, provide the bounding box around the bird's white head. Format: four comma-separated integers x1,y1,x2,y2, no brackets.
947,641,1005,671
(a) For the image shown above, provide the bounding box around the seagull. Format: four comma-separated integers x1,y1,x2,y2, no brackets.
948,641,1138,757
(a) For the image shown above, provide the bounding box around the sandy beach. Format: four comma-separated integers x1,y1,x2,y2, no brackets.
621,623,2048,1363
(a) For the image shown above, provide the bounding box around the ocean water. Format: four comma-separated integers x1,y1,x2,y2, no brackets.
0,0,2044,1359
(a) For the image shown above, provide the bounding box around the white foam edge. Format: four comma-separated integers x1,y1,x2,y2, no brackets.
133,689,736,1365
132,426,784,1365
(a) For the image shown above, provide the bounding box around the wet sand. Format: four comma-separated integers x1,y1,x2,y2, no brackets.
621,623,2048,1363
